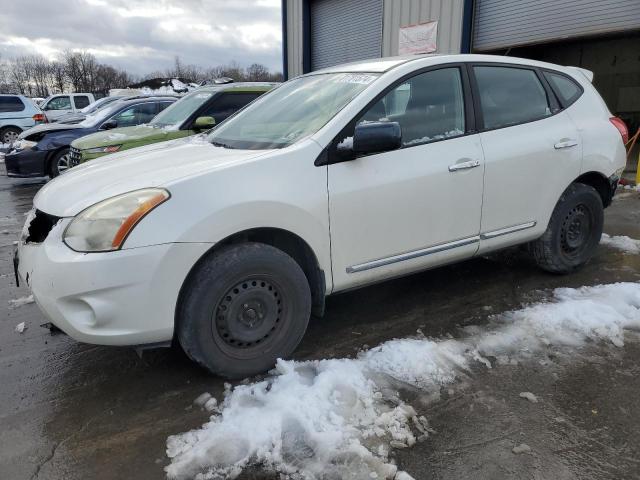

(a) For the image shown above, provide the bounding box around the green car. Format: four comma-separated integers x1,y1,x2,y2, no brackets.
70,83,275,163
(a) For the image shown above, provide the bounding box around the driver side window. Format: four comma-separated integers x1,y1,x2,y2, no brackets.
357,67,466,147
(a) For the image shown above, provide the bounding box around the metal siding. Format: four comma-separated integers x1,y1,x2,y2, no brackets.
382,0,465,56
310,0,384,71
286,0,304,78
474,0,640,51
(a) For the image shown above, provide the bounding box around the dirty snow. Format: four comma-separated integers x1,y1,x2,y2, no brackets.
166,282,640,479
601,233,640,254
15,322,26,333
9,295,34,308
519,392,538,403
512,443,531,454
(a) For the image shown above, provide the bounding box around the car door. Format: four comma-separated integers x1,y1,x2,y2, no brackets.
43,95,72,121
328,66,485,291
470,64,582,254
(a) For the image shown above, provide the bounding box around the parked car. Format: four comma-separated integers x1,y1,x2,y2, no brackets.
15,55,627,378
70,83,274,163
40,93,96,122
0,94,46,144
5,95,176,177
55,96,125,124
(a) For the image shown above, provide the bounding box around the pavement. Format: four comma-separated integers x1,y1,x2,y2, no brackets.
1,166,640,480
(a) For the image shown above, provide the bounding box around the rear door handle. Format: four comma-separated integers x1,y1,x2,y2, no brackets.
554,139,578,149
449,159,480,172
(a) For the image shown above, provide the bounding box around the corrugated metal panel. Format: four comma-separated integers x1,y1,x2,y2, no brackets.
474,0,640,52
382,0,465,56
310,0,383,71
285,0,304,78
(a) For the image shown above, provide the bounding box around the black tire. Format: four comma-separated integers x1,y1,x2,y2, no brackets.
1,126,21,145
49,148,70,178
529,183,604,274
177,242,312,378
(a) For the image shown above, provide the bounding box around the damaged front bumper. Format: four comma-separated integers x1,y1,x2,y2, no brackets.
16,210,211,346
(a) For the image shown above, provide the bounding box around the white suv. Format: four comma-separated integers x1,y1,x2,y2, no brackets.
16,55,627,377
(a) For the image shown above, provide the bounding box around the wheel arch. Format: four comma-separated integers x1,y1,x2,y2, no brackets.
175,227,327,337
573,171,614,207
45,145,70,173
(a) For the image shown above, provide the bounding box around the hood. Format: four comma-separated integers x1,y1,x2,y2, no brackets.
20,122,83,140
72,124,171,149
34,137,274,217
55,113,86,124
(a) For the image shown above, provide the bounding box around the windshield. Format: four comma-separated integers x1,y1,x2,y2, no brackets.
79,102,124,128
150,90,216,128
207,73,378,149
80,96,119,114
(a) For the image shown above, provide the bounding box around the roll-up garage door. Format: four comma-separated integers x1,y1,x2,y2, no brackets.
473,0,640,52
310,0,383,71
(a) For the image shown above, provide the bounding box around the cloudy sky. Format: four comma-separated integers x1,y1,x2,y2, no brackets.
0,0,282,75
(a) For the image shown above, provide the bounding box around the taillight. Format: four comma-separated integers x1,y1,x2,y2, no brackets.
33,113,47,124
610,117,628,144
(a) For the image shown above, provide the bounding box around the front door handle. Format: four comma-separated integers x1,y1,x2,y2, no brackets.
554,139,578,149
449,159,480,172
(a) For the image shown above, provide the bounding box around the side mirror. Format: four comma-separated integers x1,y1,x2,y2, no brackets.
193,116,216,130
101,119,117,130
352,121,402,155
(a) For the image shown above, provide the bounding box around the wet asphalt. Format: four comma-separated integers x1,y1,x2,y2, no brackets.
1,165,639,480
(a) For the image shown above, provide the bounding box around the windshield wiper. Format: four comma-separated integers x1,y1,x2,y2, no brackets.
211,141,234,149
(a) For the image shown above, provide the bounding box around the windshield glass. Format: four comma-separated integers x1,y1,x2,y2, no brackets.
207,73,378,149
80,96,119,114
79,102,124,128
150,90,216,128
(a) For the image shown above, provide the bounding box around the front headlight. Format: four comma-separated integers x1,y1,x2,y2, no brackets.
84,145,122,154
63,188,170,252
14,139,37,151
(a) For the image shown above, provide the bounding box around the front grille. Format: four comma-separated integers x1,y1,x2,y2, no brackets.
69,147,82,167
26,210,60,243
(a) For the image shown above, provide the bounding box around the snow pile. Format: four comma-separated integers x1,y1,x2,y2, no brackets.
166,282,640,480
9,295,34,308
601,233,640,254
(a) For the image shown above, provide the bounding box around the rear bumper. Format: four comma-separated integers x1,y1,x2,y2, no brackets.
5,148,48,177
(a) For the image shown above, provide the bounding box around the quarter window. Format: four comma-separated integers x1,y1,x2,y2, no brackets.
474,66,552,130
357,67,466,147
544,72,582,107
0,96,25,113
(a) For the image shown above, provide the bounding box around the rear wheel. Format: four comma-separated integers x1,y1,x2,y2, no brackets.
49,148,71,178
529,183,603,273
1,127,21,145
177,242,312,378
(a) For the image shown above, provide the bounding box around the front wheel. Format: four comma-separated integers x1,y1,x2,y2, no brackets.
177,242,312,378
529,183,604,274
49,148,71,178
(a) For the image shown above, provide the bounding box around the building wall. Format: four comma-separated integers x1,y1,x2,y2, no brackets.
382,0,465,56
284,0,466,78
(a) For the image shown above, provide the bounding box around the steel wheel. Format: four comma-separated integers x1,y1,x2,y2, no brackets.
2,128,20,145
213,276,287,359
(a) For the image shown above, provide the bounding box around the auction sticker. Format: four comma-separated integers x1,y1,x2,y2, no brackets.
333,74,377,85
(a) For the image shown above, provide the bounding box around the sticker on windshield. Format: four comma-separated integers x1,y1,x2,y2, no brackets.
334,74,377,85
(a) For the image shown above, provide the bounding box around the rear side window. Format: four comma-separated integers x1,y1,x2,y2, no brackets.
201,92,261,124
474,66,552,130
0,96,25,113
544,72,582,107
74,96,91,109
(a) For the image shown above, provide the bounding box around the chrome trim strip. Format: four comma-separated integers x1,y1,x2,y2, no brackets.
480,221,537,240
346,236,480,274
